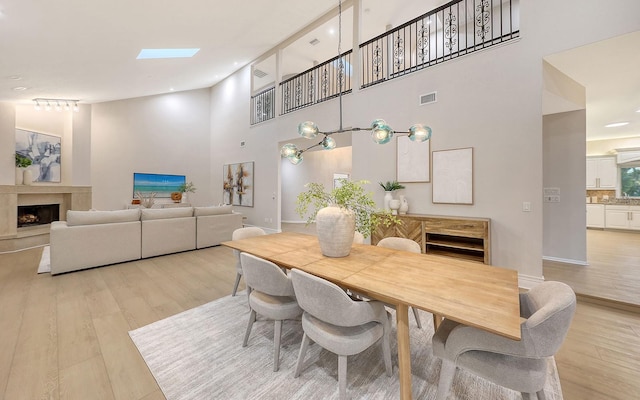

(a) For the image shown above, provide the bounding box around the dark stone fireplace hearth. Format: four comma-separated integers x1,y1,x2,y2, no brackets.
17,204,60,228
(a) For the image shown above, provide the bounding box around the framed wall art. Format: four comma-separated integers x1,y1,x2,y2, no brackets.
15,129,62,183
132,173,186,198
223,161,254,207
396,135,430,182
432,147,473,204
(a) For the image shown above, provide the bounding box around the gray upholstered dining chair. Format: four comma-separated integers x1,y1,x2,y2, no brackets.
290,268,393,400
376,237,423,329
240,252,302,372
231,227,266,299
432,281,576,400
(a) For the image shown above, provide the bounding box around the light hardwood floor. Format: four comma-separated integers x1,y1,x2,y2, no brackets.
0,239,639,399
544,229,640,307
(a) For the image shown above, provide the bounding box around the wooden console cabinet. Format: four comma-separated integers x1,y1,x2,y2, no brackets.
371,214,491,264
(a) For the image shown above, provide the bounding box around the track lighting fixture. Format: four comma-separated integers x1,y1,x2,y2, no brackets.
32,98,81,112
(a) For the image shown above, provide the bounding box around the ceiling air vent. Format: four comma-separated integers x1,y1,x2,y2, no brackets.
419,91,437,105
253,69,268,78
309,38,320,46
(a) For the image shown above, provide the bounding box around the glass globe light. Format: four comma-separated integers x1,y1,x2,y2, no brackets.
298,121,319,139
408,124,432,142
321,136,336,150
289,153,303,165
280,143,299,158
371,123,394,144
370,119,386,129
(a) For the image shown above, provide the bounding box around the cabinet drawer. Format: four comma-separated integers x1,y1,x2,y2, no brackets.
423,218,486,238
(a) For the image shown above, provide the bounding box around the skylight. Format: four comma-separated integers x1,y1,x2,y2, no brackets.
136,48,200,59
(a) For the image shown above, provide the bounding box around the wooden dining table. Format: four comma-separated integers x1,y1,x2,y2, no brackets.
222,232,521,400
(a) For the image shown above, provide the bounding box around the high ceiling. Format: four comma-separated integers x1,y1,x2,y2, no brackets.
0,0,439,105
545,31,640,142
1,1,637,142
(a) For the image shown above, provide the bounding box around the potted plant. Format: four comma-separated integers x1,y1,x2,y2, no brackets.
15,153,32,185
296,179,400,257
379,180,405,211
178,181,196,203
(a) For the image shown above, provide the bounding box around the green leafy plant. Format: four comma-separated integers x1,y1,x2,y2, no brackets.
179,181,197,193
379,180,405,191
296,179,400,238
15,153,32,168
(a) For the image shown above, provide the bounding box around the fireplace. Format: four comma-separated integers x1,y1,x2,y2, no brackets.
17,204,60,228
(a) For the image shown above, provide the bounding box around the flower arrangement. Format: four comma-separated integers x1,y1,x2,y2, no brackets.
379,180,405,192
135,191,156,208
296,179,400,238
179,181,196,193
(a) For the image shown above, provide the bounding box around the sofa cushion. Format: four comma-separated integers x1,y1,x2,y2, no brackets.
194,205,233,216
66,209,141,226
140,207,194,220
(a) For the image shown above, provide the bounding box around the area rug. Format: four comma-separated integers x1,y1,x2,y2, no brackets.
129,294,563,400
37,245,51,274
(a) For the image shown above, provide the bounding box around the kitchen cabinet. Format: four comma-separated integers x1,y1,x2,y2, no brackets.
586,204,605,228
605,205,640,230
586,157,617,189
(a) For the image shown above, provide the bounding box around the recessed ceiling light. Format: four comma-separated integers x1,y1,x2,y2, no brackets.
136,48,200,59
605,122,629,128
8,75,22,80
636,109,640,113
12,86,27,91
169,88,174,91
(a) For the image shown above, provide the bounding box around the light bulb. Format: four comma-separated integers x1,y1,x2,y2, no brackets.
45,101,51,111
371,119,386,129
34,101,41,111
73,102,79,112
298,121,319,139
289,153,303,165
64,102,70,111
408,124,432,142
280,143,299,158
322,136,336,150
55,101,62,112
371,123,394,144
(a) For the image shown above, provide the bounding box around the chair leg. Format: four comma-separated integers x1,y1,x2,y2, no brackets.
245,286,252,308
411,307,422,329
338,354,347,400
535,389,547,400
436,359,456,400
232,272,242,296
294,333,311,378
243,309,256,347
273,320,282,372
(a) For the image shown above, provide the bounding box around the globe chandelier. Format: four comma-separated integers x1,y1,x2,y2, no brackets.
280,0,432,165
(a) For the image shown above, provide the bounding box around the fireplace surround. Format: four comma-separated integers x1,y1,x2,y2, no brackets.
0,185,91,252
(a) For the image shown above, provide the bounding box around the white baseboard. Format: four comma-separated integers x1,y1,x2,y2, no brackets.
280,220,307,224
542,256,588,266
241,223,280,234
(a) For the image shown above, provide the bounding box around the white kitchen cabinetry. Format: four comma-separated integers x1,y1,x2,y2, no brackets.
586,204,605,228
586,157,617,189
605,205,640,230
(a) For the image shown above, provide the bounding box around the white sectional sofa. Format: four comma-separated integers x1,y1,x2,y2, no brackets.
50,205,242,275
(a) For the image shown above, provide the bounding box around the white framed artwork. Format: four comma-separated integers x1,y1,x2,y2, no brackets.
432,147,473,204
396,135,430,183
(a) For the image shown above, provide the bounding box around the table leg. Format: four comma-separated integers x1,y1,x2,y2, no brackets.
433,313,443,331
396,303,412,400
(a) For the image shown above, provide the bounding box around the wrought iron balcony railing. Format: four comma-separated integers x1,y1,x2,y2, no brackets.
250,86,275,125
251,0,519,122
280,51,352,115
361,0,520,87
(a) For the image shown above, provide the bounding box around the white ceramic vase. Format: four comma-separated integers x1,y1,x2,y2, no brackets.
399,195,409,215
23,169,33,185
389,199,401,215
315,205,355,257
384,191,394,211
15,168,23,185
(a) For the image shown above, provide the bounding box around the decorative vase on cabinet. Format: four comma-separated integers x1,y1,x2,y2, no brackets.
315,205,355,257
15,168,23,185
399,195,409,215
383,191,393,211
389,199,401,215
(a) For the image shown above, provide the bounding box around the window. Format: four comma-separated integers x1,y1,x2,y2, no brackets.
621,167,640,196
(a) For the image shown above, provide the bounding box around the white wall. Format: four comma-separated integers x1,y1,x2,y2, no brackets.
281,146,352,222
0,103,16,185
91,89,211,210
543,111,587,264
208,0,640,280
